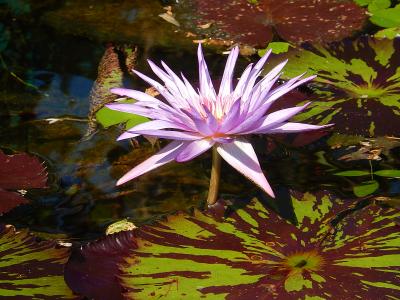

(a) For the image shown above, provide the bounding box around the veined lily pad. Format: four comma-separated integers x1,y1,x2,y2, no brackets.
0,225,76,299
267,37,400,136
65,191,400,299
0,150,47,215
190,0,366,46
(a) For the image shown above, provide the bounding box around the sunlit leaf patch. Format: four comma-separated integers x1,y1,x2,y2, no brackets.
0,225,76,299
267,37,400,136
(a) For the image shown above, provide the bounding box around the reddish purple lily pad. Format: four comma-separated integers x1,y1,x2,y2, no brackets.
0,150,47,214
65,191,400,299
192,0,366,46
0,224,77,299
266,36,400,136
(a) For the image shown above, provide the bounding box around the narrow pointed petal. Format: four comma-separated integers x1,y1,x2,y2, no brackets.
116,141,185,185
217,140,275,197
127,129,201,140
176,139,215,162
197,44,216,100
127,119,191,133
106,103,156,118
248,103,311,133
268,122,333,133
219,46,239,98
117,132,140,141
110,88,158,103
233,63,253,98
266,75,317,104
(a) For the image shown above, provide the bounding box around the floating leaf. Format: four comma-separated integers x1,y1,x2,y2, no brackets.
334,170,370,176
65,230,137,300
0,150,47,215
355,0,400,28
375,27,400,39
96,106,149,129
268,37,400,136
0,225,76,299
190,0,366,46
66,190,400,299
258,42,292,55
374,169,400,178
353,180,379,197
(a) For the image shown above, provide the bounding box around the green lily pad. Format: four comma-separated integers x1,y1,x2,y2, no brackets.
267,37,400,136
375,27,400,39
374,169,400,177
334,170,371,177
258,42,292,55
0,225,76,299
353,180,379,197
355,0,400,28
66,190,400,299
96,106,149,129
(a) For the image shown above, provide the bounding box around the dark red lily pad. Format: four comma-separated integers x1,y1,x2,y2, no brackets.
191,0,366,46
0,150,47,214
266,36,400,136
0,224,77,299
65,190,400,299
64,230,137,300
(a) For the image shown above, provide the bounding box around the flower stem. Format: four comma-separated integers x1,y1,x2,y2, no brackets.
207,147,221,206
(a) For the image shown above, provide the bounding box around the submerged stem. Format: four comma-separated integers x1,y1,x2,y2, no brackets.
206,147,221,206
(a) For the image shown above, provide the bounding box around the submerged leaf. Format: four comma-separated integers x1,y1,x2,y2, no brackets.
0,150,47,215
353,180,379,197
66,191,400,299
0,225,76,299
267,37,400,136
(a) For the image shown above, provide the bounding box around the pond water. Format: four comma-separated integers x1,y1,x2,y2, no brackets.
1,0,400,299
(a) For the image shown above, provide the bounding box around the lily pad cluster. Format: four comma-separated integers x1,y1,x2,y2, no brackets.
65,190,400,299
265,36,400,136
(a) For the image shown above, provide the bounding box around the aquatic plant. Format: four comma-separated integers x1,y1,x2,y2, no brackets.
188,0,366,46
108,45,328,204
263,37,400,136
65,190,400,299
0,150,47,215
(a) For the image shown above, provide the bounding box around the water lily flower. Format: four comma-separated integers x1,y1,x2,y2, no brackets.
108,45,330,204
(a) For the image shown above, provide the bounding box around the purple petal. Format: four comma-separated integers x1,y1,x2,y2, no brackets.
117,132,140,141
106,103,156,119
110,88,157,103
217,140,275,198
268,122,333,133
248,103,311,133
266,75,317,104
197,44,216,100
176,139,215,162
233,63,253,98
117,120,193,141
116,141,185,185
219,46,239,98
128,129,201,141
